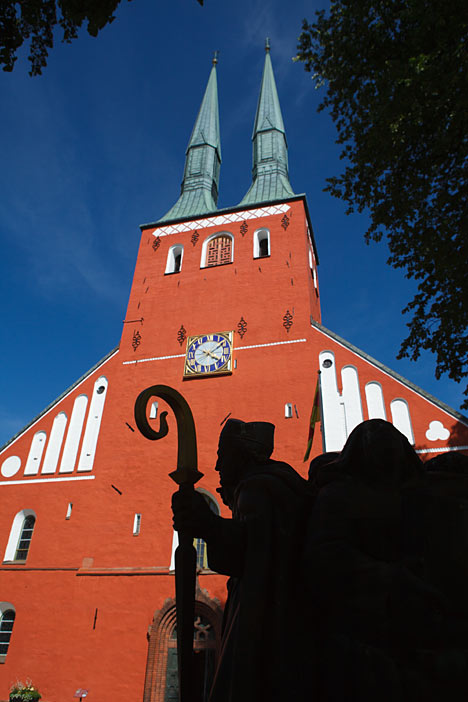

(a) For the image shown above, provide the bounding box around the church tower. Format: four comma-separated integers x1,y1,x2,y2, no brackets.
1,47,467,702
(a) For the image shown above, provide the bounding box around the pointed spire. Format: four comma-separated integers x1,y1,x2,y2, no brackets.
160,56,221,221
239,41,295,206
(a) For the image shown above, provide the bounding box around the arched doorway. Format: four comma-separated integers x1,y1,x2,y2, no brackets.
143,590,223,702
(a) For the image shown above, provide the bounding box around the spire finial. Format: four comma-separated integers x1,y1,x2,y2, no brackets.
159,61,221,221
212,50,219,66
239,42,295,207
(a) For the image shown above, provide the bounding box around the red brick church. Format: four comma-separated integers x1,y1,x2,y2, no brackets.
1,47,467,701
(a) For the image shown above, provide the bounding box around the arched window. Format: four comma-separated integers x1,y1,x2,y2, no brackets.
169,491,220,572
201,233,233,268
15,514,36,561
193,492,220,570
254,229,270,258
3,509,36,563
0,604,15,661
165,244,184,274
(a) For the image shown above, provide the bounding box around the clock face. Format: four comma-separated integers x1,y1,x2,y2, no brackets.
184,332,233,377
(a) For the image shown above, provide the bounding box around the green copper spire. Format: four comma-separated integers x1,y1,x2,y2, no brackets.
239,40,295,206
160,55,221,221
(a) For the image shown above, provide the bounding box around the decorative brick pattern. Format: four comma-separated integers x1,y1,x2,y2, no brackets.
237,317,248,339
150,204,291,237
281,213,290,230
132,330,142,351
240,221,248,237
206,235,232,266
191,230,199,246
177,325,187,346
282,310,294,333
152,237,161,251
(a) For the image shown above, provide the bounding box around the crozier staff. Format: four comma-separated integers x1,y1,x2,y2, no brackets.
172,418,309,702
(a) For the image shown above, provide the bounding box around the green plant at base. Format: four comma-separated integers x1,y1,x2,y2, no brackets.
9,680,41,702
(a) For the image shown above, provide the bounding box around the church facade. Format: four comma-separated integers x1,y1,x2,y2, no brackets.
1,48,467,701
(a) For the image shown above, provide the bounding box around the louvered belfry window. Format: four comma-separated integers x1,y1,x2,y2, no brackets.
206,235,232,267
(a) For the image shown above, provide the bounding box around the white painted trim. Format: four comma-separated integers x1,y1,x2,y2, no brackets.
123,353,185,365
122,338,307,366
151,204,291,238
0,350,118,455
0,475,95,486
313,325,468,425
236,339,307,351
416,445,468,455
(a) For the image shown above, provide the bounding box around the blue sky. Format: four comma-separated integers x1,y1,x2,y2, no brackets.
0,0,464,446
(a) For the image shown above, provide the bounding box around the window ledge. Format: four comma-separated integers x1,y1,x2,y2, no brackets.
2,560,26,565
200,261,233,270
254,254,271,260
164,270,181,276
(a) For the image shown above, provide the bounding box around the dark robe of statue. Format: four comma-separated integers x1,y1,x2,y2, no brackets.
302,419,468,702
172,419,310,702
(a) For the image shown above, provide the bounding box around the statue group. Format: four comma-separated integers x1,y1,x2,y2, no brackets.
172,418,468,701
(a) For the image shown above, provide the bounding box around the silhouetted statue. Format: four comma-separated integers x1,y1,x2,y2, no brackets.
303,419,468,701
172,418,309,702
410,449,468,617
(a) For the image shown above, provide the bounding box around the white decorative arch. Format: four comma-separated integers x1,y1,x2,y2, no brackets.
3,509,36,562
78,376,108,472
59,394,88,473
365,382,387,420
24,431,47,476
165,244,184,274
341,365,363,435
390,398,415,445
319,350,347,451
253,228,270,258
200,231,234,268
42,412,67,474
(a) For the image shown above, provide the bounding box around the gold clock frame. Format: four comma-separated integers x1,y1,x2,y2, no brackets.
183,331,234,378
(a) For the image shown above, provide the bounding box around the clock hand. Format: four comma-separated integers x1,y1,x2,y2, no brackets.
203,349,221,360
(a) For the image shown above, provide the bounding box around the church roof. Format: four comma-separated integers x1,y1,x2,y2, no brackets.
239,42,295,206
160,57,221,222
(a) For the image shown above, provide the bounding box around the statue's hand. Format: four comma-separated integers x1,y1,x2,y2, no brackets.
172,490,218,540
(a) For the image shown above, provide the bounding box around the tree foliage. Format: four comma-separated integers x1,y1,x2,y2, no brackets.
296,0,468,408
1,0,203,76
